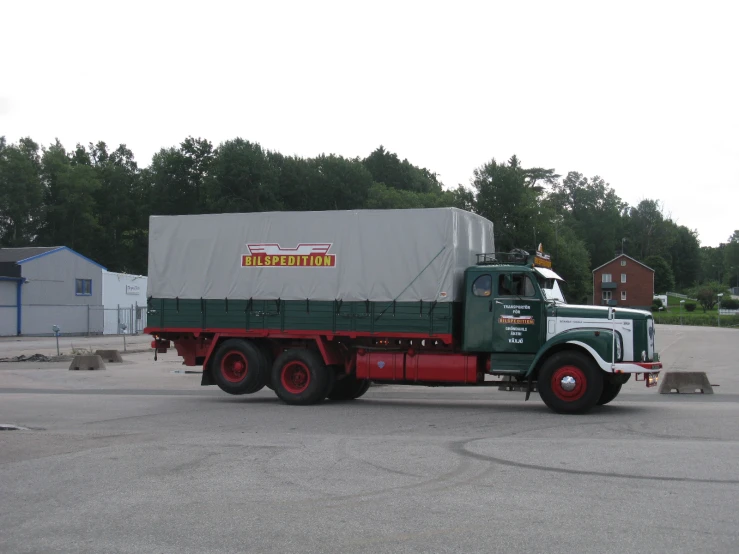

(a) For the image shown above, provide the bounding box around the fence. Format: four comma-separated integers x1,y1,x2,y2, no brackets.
0,303,147,337
665,292,696,300
95,304,148,335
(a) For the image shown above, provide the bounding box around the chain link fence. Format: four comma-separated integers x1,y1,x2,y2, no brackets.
0,303,147,336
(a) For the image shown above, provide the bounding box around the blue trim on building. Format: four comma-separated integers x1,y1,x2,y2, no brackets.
17,246,107,270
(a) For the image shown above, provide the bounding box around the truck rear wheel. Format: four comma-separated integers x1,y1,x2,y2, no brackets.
212,339,268,395
597,381,622,406
537,351,603,414
328,375,371,401
272,349,332,405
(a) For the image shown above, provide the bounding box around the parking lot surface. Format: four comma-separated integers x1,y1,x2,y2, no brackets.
1,325,738,553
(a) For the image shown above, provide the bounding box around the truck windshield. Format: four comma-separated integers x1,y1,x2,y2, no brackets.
536,275,567,303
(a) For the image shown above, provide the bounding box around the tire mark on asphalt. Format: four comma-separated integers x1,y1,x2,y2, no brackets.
616,423,739,443
450,438,739,485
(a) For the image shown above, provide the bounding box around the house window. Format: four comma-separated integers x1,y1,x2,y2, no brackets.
602,274,612,283
621,290,627,300
603,291,612,300
621,260,626,266
621,274,627,283
75,279,92,296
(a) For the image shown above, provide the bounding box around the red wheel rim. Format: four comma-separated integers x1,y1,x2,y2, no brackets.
221,351,248,383
281,361,311,394
551,365,587,401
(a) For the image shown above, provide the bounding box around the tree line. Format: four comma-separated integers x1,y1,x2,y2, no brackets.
1,135,737,303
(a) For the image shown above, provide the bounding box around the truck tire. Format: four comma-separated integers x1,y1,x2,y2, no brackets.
537,351,604,414
597,381,622,406
212,339,268,395
272,349,332,405
328,376,371,401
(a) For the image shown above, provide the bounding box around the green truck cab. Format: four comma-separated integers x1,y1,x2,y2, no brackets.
461,250,660,411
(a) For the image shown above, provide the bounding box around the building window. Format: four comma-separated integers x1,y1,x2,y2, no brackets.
621,290,627,300
472,274,492,297
621,260,626,266
603,291,612,300
75,279,92,296
602,274,612,283
621,273,627,283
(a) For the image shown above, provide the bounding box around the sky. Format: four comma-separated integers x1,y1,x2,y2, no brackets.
2,0,737,247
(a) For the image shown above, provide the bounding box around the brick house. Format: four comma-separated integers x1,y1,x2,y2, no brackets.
592,254,654,310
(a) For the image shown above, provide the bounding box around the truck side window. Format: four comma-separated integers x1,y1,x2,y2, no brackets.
472,274,492,297
498,273,536,297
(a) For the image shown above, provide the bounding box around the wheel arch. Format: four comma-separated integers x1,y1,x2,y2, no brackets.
526,328,617,379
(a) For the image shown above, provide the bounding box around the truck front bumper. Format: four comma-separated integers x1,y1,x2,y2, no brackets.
613,361,661,388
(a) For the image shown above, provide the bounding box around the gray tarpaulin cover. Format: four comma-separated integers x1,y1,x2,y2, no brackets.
147,208,494,302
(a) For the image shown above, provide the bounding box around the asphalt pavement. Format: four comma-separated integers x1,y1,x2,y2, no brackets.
1,325,738,554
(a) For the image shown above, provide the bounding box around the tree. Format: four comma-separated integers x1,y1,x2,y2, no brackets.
37,140,101,256
624,200,675,260
669,226,701,290
87,142,142,271
699,244,726,284
205,138,281,213
725,231,739,288
363,146,442,193
0,137,44,246
645,255,675,294
548,172,625,269
148,137,214,216
688,282,730,313
472,155,558,252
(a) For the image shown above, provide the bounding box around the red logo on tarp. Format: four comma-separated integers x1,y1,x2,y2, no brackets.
242,244,337,267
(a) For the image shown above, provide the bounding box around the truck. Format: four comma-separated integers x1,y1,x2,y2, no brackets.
144,208,662,414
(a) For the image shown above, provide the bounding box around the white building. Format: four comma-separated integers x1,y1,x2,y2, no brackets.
102,271,148,334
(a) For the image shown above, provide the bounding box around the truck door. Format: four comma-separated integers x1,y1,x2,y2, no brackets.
492,271,544,354
461,271,495,352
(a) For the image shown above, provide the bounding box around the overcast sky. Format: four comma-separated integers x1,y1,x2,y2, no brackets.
2,0,737,246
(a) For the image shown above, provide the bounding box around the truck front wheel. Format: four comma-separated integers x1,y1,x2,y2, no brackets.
597,381,622,406
212,339,268,395
272,349,332,405
537,351,604,414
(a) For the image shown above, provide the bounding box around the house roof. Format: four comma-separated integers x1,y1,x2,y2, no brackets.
592,253,654,273
0,247,62,263
0,246,107,274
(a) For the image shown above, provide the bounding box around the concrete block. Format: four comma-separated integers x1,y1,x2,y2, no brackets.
658,371,713,394
69,355,107,371
95,350,123,363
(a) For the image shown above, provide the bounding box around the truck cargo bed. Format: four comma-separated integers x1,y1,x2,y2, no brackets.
146,298,459,339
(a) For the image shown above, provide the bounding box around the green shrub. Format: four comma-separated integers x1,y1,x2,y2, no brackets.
685,303,697,312
721,298,739,310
